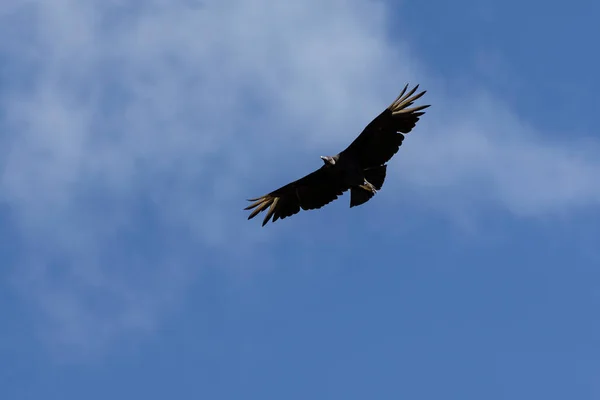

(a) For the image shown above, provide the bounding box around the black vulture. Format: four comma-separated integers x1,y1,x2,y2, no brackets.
245,83,429,226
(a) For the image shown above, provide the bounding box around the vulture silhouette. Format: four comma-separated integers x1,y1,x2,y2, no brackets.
245,84,429,226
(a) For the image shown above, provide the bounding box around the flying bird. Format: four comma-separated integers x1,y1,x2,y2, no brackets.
245,83,429,226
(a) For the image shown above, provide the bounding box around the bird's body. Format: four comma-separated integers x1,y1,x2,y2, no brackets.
322,154,363,187
245,83,429,226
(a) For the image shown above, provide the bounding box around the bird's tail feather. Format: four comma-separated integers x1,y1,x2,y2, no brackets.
364,165,387,190
350,185,375,208
350,165,387,208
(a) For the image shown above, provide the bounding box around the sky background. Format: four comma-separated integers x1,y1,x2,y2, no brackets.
1,0,600,398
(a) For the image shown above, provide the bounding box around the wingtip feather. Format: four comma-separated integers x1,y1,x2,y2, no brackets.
261,197,279,226
247,198,272,219
388,85,429,114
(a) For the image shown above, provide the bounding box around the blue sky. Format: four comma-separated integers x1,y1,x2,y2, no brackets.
1,0,599,398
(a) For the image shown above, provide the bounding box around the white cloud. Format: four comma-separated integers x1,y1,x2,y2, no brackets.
0,0,598,358
396,91,600,217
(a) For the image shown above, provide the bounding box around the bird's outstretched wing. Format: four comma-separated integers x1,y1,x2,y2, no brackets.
341,84,430,168
245,166,348,226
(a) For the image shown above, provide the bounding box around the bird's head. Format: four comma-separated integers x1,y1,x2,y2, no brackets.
320,156,336,166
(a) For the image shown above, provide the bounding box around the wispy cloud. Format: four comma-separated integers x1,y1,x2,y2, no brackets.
0,0,598,359
397,91,600,217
